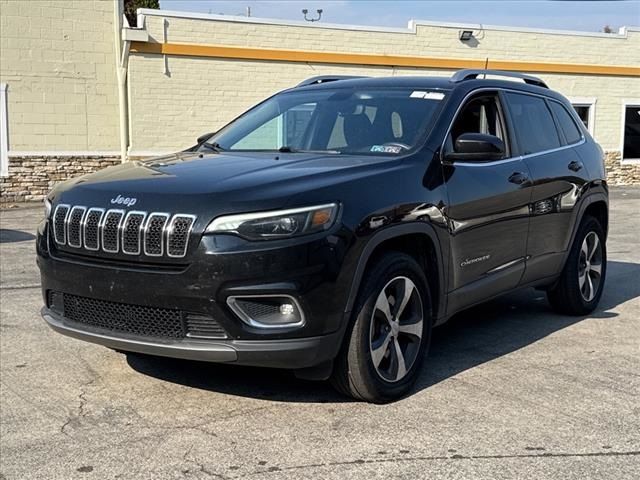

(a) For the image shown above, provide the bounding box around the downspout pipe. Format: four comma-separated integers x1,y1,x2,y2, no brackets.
113,0,128,163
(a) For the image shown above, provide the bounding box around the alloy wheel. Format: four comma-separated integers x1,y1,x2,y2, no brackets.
578,231,603,302
369,276,424,383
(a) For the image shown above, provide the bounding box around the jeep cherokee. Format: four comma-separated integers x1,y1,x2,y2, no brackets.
37,69,608,403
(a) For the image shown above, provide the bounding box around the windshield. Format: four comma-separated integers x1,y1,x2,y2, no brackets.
203,87,447,155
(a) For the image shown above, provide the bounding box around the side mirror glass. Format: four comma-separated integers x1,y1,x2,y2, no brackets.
444,133,505,162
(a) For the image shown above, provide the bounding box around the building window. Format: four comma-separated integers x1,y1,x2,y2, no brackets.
622,102,640,161
0,83,8,177
568,98,596,134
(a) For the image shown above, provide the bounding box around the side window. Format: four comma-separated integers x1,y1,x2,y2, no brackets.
549,101,583,145
446,94,508,157
505,93,561,155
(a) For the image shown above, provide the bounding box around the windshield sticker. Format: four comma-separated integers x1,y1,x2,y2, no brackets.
371,145,402,154
410,91,445,100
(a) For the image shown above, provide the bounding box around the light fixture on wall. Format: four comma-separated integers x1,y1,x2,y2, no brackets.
459,30,474,42
302,9,323,22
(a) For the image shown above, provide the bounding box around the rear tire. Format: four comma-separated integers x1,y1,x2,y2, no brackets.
331,252,432,403
547,215,606,315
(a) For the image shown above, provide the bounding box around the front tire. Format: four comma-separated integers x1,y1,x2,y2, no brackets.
547,215,606,315
331,252,432,403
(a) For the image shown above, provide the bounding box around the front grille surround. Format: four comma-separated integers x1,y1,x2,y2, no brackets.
51,205,196,259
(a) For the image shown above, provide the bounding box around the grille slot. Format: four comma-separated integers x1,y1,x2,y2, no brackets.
101,209,125,253
53,204,70,244
83,208,104,251
168,215,196,258
144,213,169,256
121,211,146,255
54,292,186,339
185,314,228,339
66,206,86,248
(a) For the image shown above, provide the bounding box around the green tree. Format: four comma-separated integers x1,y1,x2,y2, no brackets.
124,0,159,27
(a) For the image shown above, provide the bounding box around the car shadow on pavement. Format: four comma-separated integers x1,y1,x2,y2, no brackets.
126,260,640,403
0,229,36,243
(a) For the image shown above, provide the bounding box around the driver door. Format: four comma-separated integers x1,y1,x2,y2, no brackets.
442,91,533,313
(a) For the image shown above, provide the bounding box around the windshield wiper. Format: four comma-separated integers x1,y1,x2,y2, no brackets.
278,146,340,154
201,141,226,153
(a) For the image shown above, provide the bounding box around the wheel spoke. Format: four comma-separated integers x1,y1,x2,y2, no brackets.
590,262,602,276
395,278,415,320
588,234,600,262
371,333,392,368
578,270,587,289
393,338,407,381
581,240,589,260
398,320,423,339
586,273,594,301
375,292,392,324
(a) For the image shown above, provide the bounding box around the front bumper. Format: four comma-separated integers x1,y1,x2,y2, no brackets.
42,308,344,368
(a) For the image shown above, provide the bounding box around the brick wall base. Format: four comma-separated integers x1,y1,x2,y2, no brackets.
1,152,638,205
604,151,640,185
0,156,121,204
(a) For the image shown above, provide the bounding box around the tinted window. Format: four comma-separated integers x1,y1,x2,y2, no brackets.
623,105,640,160
506,93,561,155
550,101,583,145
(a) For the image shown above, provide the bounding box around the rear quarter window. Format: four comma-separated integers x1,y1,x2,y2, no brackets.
505,92,561,155
549,101,583,145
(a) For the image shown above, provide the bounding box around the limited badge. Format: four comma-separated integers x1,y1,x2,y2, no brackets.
371,145,402,154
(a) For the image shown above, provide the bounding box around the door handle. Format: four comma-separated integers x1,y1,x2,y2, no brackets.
568,160,584,172
508,172,529,185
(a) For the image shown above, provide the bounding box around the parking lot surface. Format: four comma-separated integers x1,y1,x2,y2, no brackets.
1,188,639,479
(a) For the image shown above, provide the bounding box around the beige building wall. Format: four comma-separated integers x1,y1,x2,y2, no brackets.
128,11,640,156
0,0,120,152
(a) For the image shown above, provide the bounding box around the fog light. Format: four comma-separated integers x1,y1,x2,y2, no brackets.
279,303,295,315
227,295,305,329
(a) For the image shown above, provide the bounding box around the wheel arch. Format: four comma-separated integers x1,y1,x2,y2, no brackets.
345,223,446,325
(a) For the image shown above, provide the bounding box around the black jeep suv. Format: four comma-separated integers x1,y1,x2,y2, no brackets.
37,70,608,403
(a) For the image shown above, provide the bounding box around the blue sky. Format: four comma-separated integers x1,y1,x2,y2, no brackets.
159,1,640,32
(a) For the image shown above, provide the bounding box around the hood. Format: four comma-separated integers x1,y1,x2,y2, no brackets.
51,151,405,218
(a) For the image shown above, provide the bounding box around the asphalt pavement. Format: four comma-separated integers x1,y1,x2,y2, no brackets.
1,188,639,479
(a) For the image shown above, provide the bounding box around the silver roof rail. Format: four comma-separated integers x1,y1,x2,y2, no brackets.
296,75,367,87
450,69,548,89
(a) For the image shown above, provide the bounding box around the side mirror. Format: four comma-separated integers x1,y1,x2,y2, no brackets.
197,132,216,144
444,133,505,163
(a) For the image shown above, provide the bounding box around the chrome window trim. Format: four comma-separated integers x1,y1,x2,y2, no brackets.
52,204,70,245
226,294,306,329
440,86,586,168
82,207,105,251
121,210,147,256
143,212,170,257
166,214,197,258
100,209,125,254
66,206,87,248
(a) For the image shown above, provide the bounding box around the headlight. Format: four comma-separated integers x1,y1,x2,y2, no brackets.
206,203,339,240
44,197,52,219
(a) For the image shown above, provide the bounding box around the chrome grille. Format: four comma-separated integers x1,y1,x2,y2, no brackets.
51,205,196,259
53,204,70,244
102,210,124,253
122,211,146,255
168,215,196,257
144,213,169,256
66,206,86,248
83,208,104,251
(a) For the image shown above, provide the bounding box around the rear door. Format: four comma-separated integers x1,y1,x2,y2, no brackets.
442,90,532,313
503,92,591,284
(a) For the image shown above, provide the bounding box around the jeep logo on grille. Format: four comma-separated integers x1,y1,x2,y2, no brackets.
110,194,137,207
